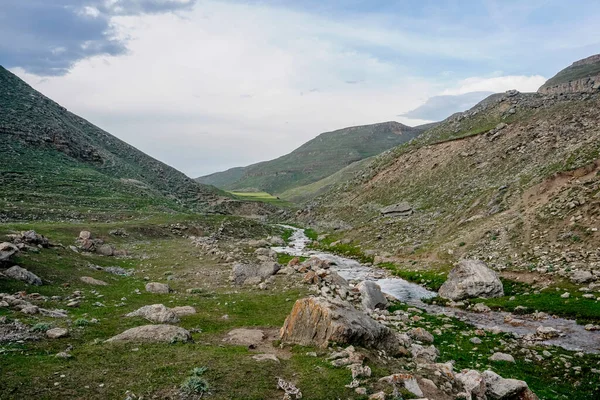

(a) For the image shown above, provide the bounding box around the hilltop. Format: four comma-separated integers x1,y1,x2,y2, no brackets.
197,121,433,195
0,67,229,220
539,53,600,94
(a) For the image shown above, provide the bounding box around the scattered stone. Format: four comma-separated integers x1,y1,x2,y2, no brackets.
560,292,570,299
106,325,191,343
408,327,434,343
46,328,69,339
96,244,115,257
145,282,170,294
4,266,42,286
489,352,515,363
483,370,538,399
277,378,302,400
171,306,196,317
125,304,180,324
224,328,265,347
80,276,108,286
470,337,482,345
410,344,439,363
535,326,560,340
230,262,280,285
380,202,413,217
252,353,279,362
379,373,423,397
438,259,504,300
570,270,594,284
471,303,491,313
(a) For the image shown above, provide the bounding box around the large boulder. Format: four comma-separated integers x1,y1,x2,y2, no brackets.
438,259,503,300
483,370,538,400
230,262,281,285
280,297,400,353
125,304,180,324
0,242,19,262
4,266,42,286
105,325,191,343
357,280,388,310
145,282,170,294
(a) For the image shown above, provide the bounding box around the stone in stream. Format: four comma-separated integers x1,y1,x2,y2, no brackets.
125,304,180,324
4,266,42,286
279,297,400,354
438,259,504,300
357,280,388,310
106,325,191,343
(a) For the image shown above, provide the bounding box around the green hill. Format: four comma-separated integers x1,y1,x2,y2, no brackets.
539,54,600,93
0,66,227,220
196,121,431,195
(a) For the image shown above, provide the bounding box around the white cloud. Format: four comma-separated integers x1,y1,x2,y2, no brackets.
442,75,547,95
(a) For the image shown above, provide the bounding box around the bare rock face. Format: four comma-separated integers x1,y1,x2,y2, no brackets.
357,280,388,310
105,325,191,343
125,304,180,324
438,260,504,301
145,282,170,294
4,266,42,286
0,242,19,262
279,297,400,353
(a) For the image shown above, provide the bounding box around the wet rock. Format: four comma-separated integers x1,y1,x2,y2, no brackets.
489,352,515,363
280,297,400,353
0,242,19,262
145,282,170,294
106,325,191,343
46,328,69,339
438,259,504,300
80,276,108,286
125,304,180,324
357,280,388,310
4,266,42,285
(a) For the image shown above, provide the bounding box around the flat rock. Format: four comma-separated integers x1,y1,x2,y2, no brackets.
4,266,42,286
145,282,170,294
171,306,196,317
380,202,412,217
357,280,388,310
489,352,515,363
224,328,265,346
106,325,191,343
438,259,504,300
125,304,180,324
280,297,400,353
80,276,108,286
46,328,69,339
252,353,279,362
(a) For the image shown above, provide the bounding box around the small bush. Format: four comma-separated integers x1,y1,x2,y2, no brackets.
180,366,209,396
74,318,89,327
31,323,51,332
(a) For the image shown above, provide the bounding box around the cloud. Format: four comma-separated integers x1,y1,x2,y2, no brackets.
0,0,196,76
442,74,547,95
401,91,494,121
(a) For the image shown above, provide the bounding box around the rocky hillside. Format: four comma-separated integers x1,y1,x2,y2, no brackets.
197,121,433,195
539,54,600,94
303,65,600,281
0,67,228,219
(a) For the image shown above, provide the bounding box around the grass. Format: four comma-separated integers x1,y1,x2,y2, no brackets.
227,191,292,207
378,262,449,291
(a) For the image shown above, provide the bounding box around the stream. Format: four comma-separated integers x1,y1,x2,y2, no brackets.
272,226,600,354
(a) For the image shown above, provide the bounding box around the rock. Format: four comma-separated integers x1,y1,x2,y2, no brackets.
254,247,276,259
470,337,482,344
410,344,439,363
438,259,504,300
560,292,570,299
368,392,386,400
79,231,92,240
380,202,412,217
145,282,170,294
489,352,515,363
357,280,388,310
46,328,69,339
4,266,42,285
570,270,594,284
535,326,560,340
280,297,400,353
252,353,279,362
349,364,372,379
456,369,486,400
472,303,491,313
483,370,538,400
96,244,115,256
0,242,19,262
408,327,434,343
55,351,72,359
80,276,108,286
171,306,196,317
125,304,180,324
230,262,281,285
379,373,423,397
224,328,265,347
106,325,191,343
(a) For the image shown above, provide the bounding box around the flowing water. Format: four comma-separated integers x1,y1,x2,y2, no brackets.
272,226,600,353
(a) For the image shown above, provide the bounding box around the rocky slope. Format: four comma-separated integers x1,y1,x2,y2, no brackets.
0,67,229,219
301,58,600,285
539,54,600,94
197,121,433,195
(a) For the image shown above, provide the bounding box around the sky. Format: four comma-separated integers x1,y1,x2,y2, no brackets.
3,0,600,177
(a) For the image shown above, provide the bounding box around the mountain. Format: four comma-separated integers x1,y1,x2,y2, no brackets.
539,53,600,94
302,55,600,271
0,66,227,219
197,121,433,195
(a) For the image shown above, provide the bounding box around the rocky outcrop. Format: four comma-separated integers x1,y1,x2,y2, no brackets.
106,325,191,343
539,54,600,94
380,202,412,217
4,266,42,286
125,304,180,324
438,260,503,300
357,280,388,310
279,296,400,353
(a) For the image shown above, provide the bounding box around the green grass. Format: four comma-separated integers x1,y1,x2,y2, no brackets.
378,262,449,291
227,191,292,207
